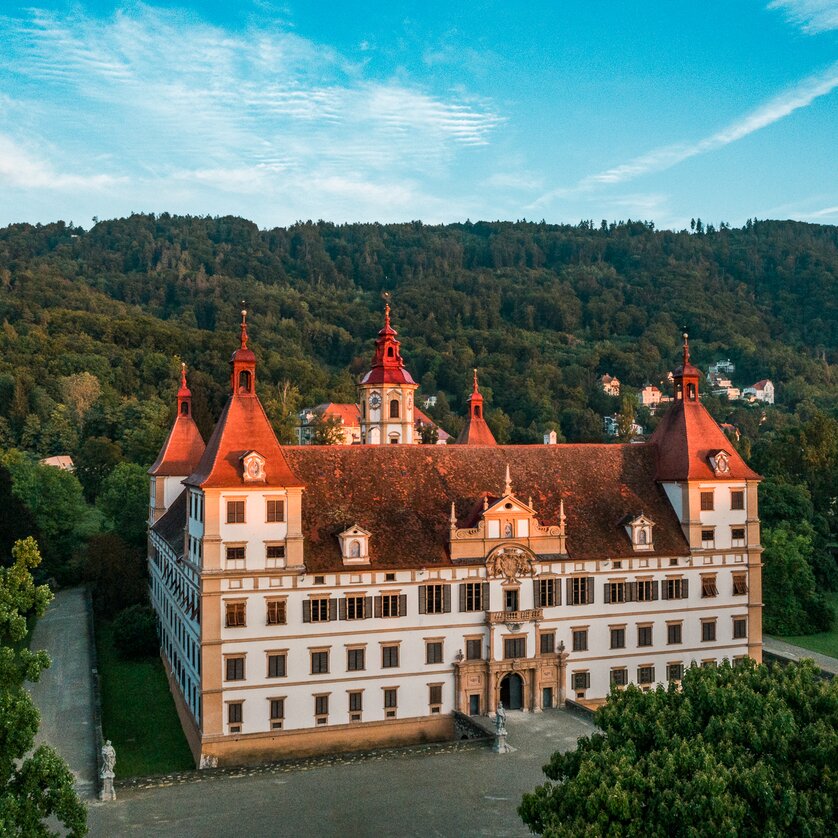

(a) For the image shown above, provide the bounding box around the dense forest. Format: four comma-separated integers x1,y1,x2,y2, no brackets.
0,215,836,634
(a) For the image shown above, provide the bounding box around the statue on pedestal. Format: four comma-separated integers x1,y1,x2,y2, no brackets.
493,701,512,754
99,740,116,801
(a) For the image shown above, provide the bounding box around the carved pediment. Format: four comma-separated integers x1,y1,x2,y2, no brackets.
486,545,535,581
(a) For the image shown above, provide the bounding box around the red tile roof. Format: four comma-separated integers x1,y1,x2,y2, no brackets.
282,444,690,571
151,489,187,557
148,411,206,477
650,398,760,481
414,407,451,441
360,303,418,386
455,370,497,446
186,393,303,488
319,403,362,425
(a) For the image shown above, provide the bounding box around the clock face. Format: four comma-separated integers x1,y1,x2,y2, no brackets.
715,454,730,474
369,393,381,410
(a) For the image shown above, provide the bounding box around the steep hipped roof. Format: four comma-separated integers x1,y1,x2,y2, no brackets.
148,367,206,477
283,444,690,571
650,399,760,481
151,489,187,557
185,393,302,488
455,370,497,446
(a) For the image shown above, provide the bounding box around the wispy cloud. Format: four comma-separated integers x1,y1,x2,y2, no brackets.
0,5,503,215
768,1,838,34
532,60,838,207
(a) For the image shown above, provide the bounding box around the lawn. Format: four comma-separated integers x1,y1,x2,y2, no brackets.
778,591,838,659
96,621,195,777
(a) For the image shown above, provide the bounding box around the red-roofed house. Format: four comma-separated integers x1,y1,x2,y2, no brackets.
148,319,762,769
743,379,774,405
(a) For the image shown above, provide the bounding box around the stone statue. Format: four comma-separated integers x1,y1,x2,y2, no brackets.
100,740,116,801
495,701,507,734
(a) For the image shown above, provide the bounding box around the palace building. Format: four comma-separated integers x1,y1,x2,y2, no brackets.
148,307,762,768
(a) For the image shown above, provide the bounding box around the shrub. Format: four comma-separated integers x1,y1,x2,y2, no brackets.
112,605,158,659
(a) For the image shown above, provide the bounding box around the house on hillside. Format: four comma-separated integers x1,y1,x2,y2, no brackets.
39,455,75,472
600,374,620,397
743,380,774,405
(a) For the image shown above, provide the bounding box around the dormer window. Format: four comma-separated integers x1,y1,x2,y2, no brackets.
338,525,371,565
241,451,266,483
709,450,731,476
624,514,654,551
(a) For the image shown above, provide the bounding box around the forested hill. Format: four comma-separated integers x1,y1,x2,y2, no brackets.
0,215,836,457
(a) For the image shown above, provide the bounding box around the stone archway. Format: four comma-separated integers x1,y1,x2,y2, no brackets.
499,672,524,710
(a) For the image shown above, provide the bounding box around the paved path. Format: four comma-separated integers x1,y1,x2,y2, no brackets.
88,710,594,837
27,587,98,801
763,636,838,676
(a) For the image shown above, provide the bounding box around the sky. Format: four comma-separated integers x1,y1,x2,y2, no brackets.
0,0,836,230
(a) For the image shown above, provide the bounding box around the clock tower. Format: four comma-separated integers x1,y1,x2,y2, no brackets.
358,302,418,444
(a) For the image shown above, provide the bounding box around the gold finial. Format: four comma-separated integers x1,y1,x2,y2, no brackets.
180,361,187,388
473,368,479,393
240,302,249,349
682,331,690,366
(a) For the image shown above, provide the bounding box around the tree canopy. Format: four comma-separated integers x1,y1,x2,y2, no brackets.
520,659,837,837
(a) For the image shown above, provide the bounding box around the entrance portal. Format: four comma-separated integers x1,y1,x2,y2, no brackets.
499,673,524,710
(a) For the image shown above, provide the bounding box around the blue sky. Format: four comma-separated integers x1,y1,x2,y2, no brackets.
0,0,836,229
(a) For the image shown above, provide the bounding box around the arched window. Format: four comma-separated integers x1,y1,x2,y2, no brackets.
504,522,514,538
180,401,190,415
349,540,361,558
387,346,394,358
361,400,366,418
238,369,252,393
675,383,683,400
687,383,696,401
474,404,482,418
389,399,400,418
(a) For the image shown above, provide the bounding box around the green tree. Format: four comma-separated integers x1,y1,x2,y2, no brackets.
0,537,88,836
82,533,147,617
74,437,124,502
97,462,150,548
418,423,439,444
311,413,345,445
616,393,638,441
520,660,837,837
264,380,302,445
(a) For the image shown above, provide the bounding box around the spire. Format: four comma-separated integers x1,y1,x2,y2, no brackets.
230,304,257,396
681,331,690,367
672,328,700,402
503,464,512,496
449,501,457,532
455,368,497,446
177,362,192,417
359,297,417,386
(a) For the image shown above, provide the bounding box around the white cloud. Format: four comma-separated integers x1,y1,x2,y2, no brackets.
532,60,838,207
768,1,838,33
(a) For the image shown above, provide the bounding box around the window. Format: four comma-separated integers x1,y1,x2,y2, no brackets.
225,656,245,681
269,698,284,729
568,576,594,605
701,575,719,598
226,500,245,524
460,581,485,612
540,632,556,654
266,600,287,625
733,618,747,640
732,574,748,596
238,369,251,392
637,665,655,685
378,593,405,618
504,637,526,659
572,629,588,652
426,641,443,664
225,601,246,627
314,576,325,585
306,597,331,623
266,500,285,522
663,578,688,600
611,668,628,687
702,620,717,642
420,584,450,615
731,490,745,511
466,639,483,660
667,623,682,645
667,663,684,682
385,573,396,581
635,580,658,601
225,546,245,567
311,650,329,674
267,653,286,678
348,691,363,717
266,545,286,567
384,688,398,715
382,645,400,668
429,684,443,709
701,529,715,549
572,672,590,692
504,588,519,612
343,595,367,620
228,701,242,728
700,491,714,511
637,625,653,647
610,628,625,649
605,581,626,604
538,578,559,607
731,527,746,547
347,648,365,671
314,695,329,723
389,399,400,418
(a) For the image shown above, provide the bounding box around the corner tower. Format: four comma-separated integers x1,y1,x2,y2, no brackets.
358,302,419,444
456,370,497,446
